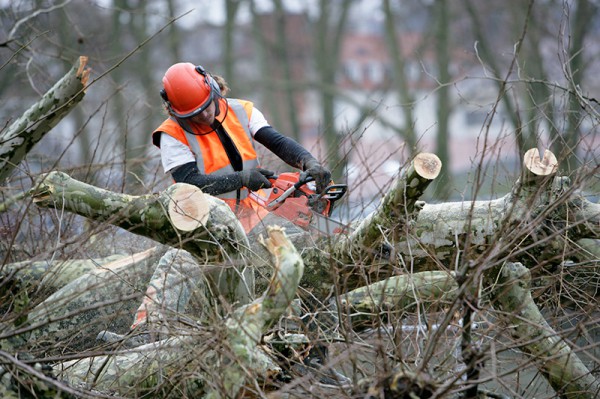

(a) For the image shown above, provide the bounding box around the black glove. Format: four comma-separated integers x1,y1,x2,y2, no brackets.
238,168,275,191
302,158,331,194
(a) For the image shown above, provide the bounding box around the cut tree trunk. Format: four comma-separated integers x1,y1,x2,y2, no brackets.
29,172,249,262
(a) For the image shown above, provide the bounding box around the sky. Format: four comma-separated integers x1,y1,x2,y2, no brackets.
137,0,321,29
170,0,379,27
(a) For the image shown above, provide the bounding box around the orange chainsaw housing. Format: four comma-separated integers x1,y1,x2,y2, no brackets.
250,172,334,229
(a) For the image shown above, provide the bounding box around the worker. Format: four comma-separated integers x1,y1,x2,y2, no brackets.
97,62,331,345
153,62,331,233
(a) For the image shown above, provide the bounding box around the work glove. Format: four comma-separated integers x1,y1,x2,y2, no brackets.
302,158,331,194
238,168,275,191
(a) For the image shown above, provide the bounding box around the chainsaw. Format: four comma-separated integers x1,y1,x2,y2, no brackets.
248,172,349,235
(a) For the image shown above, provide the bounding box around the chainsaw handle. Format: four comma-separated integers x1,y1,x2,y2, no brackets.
265,174,310,186
295,174,314,189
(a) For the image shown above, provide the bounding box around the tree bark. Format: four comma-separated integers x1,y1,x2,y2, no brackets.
336,270,458,330
383,0,418,153
1,247,164,353
0,56,90,181
1,253,132,295
333,152,442,266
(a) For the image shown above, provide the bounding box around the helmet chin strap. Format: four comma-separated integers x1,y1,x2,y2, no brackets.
213,97,221,116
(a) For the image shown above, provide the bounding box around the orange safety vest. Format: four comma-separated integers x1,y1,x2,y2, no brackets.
152,98,269,232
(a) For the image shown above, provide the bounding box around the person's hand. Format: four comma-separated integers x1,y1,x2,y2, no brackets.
302,159,331,193
239,168,275,191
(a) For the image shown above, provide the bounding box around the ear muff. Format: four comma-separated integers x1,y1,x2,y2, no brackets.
195,65,221,97
160,88,175,114
160,88,169,102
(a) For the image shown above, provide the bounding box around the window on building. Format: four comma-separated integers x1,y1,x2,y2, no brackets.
366,62,384,84
345,61,363,83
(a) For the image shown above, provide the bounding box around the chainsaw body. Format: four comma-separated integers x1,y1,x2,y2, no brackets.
249,172,347,232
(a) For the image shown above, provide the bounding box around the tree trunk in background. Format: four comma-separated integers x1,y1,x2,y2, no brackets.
560,0,596,172
56,7,93,172
125,0,153,192
432,0,453,200
463,0,522,159
249,0,285,134
110,0,128,190
506,0,533,162
314,0,352,180
273,0,301,142
131,0,155,192
223,0,241,88
383,0,418,154
166,0,182,61
522,11,555,153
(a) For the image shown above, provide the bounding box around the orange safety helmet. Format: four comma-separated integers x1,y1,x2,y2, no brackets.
160,63,221,119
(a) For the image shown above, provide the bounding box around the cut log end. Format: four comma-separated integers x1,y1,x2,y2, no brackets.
167,184,210,232
414,153,442,180
524,148,558,176
260,226,287,255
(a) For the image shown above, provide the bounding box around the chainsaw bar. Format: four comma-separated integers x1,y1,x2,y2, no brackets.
309,210,351,235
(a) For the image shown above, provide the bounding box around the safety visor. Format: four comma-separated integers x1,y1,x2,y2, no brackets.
172,90,214,119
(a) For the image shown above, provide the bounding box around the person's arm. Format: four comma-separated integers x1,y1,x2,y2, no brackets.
171,162,274,195
170,162,242,195
254,126,331,193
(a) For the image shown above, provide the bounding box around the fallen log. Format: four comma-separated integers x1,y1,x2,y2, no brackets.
0,246,164,353
335,270,458,330
29,172,250,262
1,253,131,296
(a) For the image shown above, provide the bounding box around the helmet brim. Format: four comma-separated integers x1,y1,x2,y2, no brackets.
171,91,214,119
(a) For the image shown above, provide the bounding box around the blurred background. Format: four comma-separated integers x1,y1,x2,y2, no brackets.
1,0,599,215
